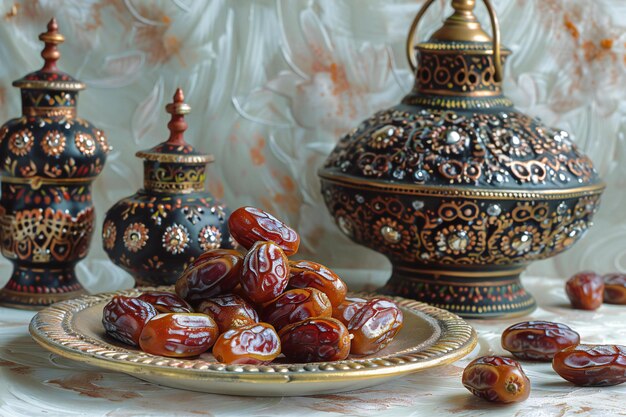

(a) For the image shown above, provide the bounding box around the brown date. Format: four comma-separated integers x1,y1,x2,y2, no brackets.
462,356,531,403
197,294,259,333
102,296,157,346
553,344,626,387
137,291,192,313
228,206,300,255
212,322,281,365
240,241,289,304
139,313,218,358
566,271,604,310
190,249,243,270
279,318,350,363
501,321,580,361
332,297,367,327
287,260,347,307
347,298,403,355
175,250,243,303
603,273,626,304
262,288,332,331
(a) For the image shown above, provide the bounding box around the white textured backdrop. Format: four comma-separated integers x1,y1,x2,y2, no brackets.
0,0,624,290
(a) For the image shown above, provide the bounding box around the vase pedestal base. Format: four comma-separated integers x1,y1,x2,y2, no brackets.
380,264,536,319
0,265,86,310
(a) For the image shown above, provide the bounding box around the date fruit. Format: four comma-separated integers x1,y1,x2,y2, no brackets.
501,321,580,361
288,260,347,307
240,241,289,304
175,250,243,303
262,288,332,331
347,298,403,355
553,344,626,386
197,295,259,333
332,297,367,327
137,291,192,313
603,273,626,305
191,249,243,270
102,296,157,346
462,356,531,403
228,206,300,255
139,313,219,358
212,322,281,365
279,318,351,363
565,271,604,310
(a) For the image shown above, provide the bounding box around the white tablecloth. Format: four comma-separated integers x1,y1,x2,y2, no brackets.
1,270,625,417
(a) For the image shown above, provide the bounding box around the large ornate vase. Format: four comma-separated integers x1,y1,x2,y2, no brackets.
0,19,109,309
103,89,233,286
318,0,604,318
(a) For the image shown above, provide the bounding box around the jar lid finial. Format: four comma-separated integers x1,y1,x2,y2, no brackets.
165,88,192,146
39,18,65,72
429,0,490,42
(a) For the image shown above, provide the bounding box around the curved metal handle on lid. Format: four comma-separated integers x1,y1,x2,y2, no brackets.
406,0,503,82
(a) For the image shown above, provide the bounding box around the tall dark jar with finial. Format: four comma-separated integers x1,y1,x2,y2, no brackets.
319,0,605,318
0,19,110,309
102,88,233,287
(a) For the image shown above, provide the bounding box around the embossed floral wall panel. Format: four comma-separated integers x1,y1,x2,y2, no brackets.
0,0,624,289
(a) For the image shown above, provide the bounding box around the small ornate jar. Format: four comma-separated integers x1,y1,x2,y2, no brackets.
319,0,605,318
0,19,110,309
103,88,232,286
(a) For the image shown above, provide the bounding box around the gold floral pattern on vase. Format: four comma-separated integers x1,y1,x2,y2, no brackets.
162,224,190,255
102,220,117,251
123,223,149,253
41,130,66,156
74,132,96,156
198,225,222,251
8,129,35,156
95,129,111,153
102,88,233,287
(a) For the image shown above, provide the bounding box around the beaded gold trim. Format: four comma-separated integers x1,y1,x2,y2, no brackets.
1,176,96,190
144,180,204,194
12,80,85,90
416,42,512,54
403,95,514,109
23,106,76,118
318,171,606,201
135,151,214,164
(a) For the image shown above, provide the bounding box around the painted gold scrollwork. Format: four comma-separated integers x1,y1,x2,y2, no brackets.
0,207,94,263
325,108,600,189
321,184,601,267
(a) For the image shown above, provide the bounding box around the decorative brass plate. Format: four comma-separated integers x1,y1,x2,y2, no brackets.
29,287,477,396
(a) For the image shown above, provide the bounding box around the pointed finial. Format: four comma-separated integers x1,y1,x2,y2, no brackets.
39,18,65,72
165,88,192,146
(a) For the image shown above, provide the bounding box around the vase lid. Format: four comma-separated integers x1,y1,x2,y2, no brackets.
12,18,85,91
319,0,603,192
136,88,213,165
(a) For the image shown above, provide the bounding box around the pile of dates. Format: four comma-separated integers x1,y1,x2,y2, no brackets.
102,206,403,364
463,319,626,404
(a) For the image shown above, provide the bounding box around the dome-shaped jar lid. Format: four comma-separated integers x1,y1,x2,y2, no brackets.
137,89,213,193
320,0,603,192
12,19,85,91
